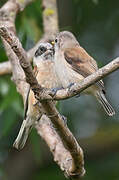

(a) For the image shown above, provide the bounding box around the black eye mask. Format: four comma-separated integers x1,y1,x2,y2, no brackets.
35,46,47,57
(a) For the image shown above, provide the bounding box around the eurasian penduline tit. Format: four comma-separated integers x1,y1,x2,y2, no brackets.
53,31,115,116
13,42,62,150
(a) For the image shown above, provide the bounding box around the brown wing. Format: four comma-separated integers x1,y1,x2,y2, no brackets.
64,47,105,91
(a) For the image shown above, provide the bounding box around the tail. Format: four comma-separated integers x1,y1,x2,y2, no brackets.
95,91,115,116
13,118,33,150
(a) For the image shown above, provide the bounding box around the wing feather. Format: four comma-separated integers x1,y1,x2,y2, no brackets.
24,66,38,119
64,47,105,92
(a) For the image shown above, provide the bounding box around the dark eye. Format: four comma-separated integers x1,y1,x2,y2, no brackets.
55,38,58,43
35,46,47,57
40,47,46,52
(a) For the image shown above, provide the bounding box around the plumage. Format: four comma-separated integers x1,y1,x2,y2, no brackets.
64,47,105,91
13,43,62,150
53,31,115,116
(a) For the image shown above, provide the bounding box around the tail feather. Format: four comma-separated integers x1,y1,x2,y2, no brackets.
96,91,115,116
13,118,33,150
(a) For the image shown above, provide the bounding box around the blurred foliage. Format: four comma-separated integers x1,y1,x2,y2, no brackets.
30,152,119,180
16,0,43,50
0,0,119,180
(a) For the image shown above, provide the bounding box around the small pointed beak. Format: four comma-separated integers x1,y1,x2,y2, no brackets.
51,41,55,46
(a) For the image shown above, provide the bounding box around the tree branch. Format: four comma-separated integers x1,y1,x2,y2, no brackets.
42,0,59,35
53,57,119,100
36,115,84,179
0,0,32,101
0,0,59,76
0,1,118,179
0,0,85,178
0,25,85,179
36,115,73,177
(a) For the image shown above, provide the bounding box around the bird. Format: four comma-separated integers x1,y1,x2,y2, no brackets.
53,31,115,116
13,42,62,150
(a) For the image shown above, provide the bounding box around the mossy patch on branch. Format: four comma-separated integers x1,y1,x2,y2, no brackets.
44,8,54,16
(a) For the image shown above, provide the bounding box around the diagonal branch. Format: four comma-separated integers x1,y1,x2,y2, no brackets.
0,25,85,179
0,0,85,178
0,0,118,179
0,0,34,101
0,0,59,76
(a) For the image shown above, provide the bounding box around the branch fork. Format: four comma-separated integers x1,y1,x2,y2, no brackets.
1,0,118,179
0,22,85,178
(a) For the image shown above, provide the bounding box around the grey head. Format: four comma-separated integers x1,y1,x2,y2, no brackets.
54,31,79,50
33,43,54,66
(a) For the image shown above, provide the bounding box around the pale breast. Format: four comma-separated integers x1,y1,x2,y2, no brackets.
54,51,84,88
36,60,62,89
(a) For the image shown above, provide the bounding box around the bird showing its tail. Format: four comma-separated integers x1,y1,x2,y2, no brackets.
13,117,33,150
95,91,115,116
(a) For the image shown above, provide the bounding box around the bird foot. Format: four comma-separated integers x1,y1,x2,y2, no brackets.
34,88,55,101
51,87,64,96
67,82,75,89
